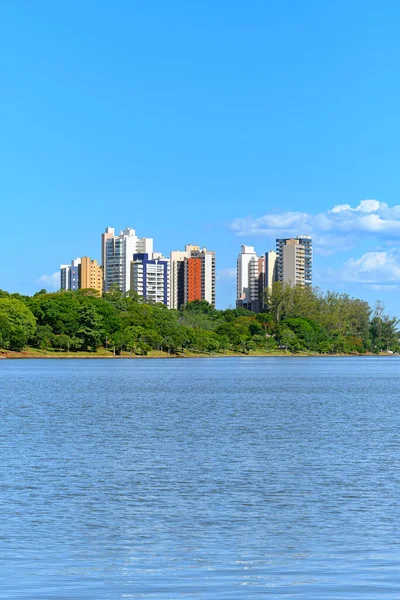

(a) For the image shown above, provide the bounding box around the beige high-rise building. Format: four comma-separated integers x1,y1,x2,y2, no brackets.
282,240,306,286
265,250,277,290
276,235,312,287
80,257,103,294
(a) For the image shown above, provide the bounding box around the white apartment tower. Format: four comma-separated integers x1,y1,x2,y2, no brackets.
130,253,170,306
236,245,264,311
103,227,154,293
60,258,81,291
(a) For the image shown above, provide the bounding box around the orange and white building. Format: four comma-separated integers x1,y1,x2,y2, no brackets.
170,245,216,308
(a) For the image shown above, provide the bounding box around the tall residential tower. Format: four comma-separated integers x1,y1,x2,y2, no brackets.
102,227,153,293
130,253,170,306
265,250,277,291
60,258,81,291
60,257,102,294
80,257,103,294
236,245,265,312
276,235,312,287
170,245,216,308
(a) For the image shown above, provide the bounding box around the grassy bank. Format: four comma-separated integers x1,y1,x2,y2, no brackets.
0,347,393,359
0,347,290,359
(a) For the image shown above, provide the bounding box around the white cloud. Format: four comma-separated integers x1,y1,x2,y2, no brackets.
342,252,400,285
231,211,312,237
229,199,400,246
217,268,236,281
331,204,352,213
355,199,387,213
36,272,60,290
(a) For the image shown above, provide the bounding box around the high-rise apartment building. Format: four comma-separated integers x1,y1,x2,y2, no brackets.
60,257,102,294
103,227,154,293
257,255,266,305
101,227,115,291
130,253,170,306
184,256,202,303
80,257,103,294
265,250,277,291
236,245,265,312
170,250,189,309
276,235,312,287
186,247,215,307
282,240,305,286
170,245,216,308
60,258,81,291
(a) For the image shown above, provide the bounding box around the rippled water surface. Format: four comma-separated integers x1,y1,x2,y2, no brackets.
1,357,400,598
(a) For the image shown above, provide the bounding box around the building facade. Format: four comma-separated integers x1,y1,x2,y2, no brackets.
257,255,266,306
265,250,277,291
60,258,81,291
185,248,215,307
170,245,216,308
80,256,103,294
185,246,215,307
130,253,170,306
60,257,102,294
184,257,202,303
101,227,115,291
236,245,264,312
103,227,154,293
276,235,312,287
170,250,189,309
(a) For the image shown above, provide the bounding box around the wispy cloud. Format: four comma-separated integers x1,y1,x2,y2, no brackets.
342,252,400,286
230,200,400,248
318,251,400,288
216,268,236,281
36,272,60,290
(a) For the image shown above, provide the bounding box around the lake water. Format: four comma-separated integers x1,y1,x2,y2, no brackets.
0,357,399,599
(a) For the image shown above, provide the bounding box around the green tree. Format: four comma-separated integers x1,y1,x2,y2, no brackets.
278,324,301,353
140,329,163,350
77,304,102,351
0,297,36,350
0,314,12,348
9,325,29,351
54,334,72,352
381,315,399,352
109,331,125,355
33,325,54,350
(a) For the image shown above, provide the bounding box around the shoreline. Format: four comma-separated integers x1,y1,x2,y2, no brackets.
0,349,396,360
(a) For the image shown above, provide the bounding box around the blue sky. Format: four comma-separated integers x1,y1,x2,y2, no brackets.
2,1,400,313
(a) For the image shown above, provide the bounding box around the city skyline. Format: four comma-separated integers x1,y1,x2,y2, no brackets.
61,229,316,312
14,209,400,313
2,3,400,314
236,236,313,313
60,228,216,309
7,206,400,313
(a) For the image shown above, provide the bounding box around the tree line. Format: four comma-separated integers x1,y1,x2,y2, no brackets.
0,283,398,355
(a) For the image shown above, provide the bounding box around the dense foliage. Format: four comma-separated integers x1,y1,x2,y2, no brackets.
0,283,399,355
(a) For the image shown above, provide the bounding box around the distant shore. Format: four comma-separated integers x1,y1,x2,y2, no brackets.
0,348,395,360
